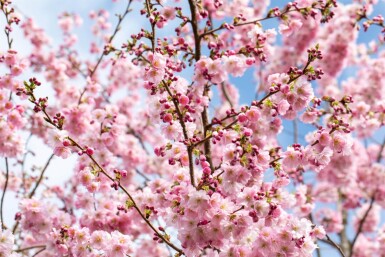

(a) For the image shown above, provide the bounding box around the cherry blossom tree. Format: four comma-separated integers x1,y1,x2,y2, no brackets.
1,0,385,256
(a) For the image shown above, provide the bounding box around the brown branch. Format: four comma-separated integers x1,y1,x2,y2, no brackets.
187,0,214,173
28,154,55,198
31,247,46,257
127,126,150,155
145,0,156,52
135,168,151,182
199,8,294,39
325,234,347,257
376,135,385,162
349,197,374,256
0,158,9,229
188,0,201,61
15,245,46,253
221,83,233,108
350,136,385,255
12,154,55,234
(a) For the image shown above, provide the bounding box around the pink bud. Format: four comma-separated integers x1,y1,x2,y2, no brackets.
120,169,128,177
238,113,248,123
86,147,94,155
62,140,71,147
202,167,211,175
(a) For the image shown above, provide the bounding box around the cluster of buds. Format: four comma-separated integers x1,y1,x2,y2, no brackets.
17,77,41,96
197,155,220,194
248,210,259,223
287,66,304,78
32,97,48,113
117,204,128,214
322,95,354,115
111,181,119,190
113,169,128,180
307,68,324,81
319,0,337,23
267,7,281,18
152,229,168,244
197,219,211,227
53,113,65,129
307,45,323,62
144,205,158,219
59,226,69,241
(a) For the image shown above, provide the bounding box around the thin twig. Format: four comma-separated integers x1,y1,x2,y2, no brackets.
135,168,151,182
325,234,346,257
31,246,46,257
21,133,33,195
15,245,46,252
28,154,55,198
78,0,133,104
0,158,9,229
350,136,385,255
349,197,374,256
127,126,150,155
293,119,298,144
12,154,54,234
199,7,295,39
145,0,156,52
221,83,233,108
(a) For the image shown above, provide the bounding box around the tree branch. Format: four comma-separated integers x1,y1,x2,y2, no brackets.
326,234,347,257
78,0,133,104
0,158,9,229
28,154,55,198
